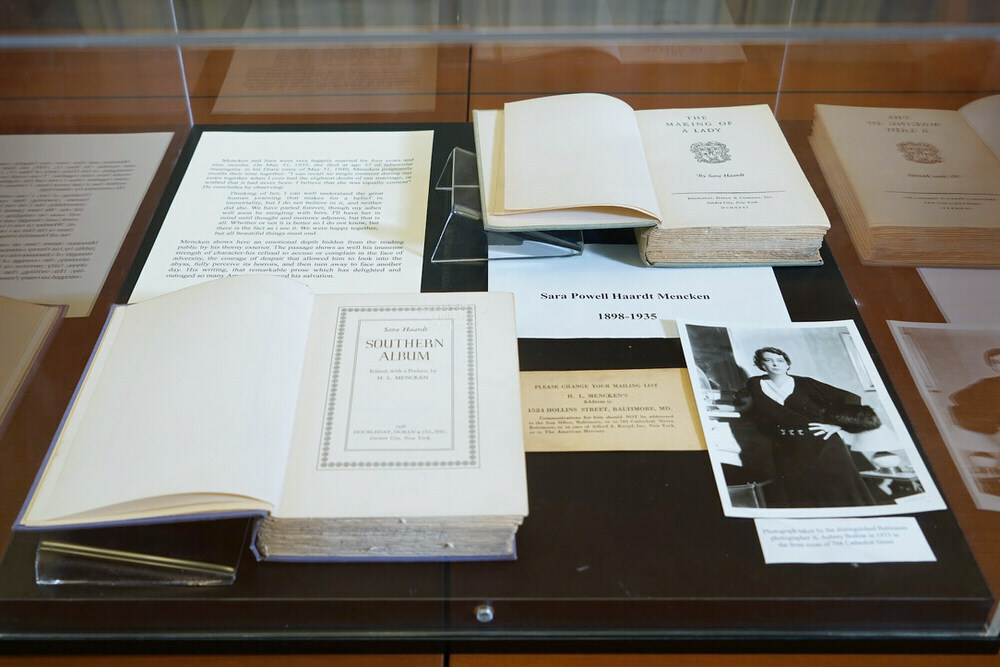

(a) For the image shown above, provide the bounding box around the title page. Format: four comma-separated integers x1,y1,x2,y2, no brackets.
635,105,828,230
815,104,1000,229
320,305,472,468
277,291,526,521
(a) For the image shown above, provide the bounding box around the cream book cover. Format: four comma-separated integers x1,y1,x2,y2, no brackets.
811,95,1000,266
814,102,1000,230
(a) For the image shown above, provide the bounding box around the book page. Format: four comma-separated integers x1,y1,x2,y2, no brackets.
0,296,63,429
0,133,172,316
276,291,527,520
474,110,657,230
635,105,829,229
129,130,433,303
959,94,1000,159
815,104,1000,229
500,94,661,219
21,275,313,526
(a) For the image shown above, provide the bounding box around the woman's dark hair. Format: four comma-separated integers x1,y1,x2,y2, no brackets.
753,347,790,371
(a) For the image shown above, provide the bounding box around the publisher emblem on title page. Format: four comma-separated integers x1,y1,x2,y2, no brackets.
690,141,732,164
896,141,943,164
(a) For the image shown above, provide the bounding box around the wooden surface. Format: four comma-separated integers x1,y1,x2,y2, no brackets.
0,658,442,667
453,656,1000,667
786,121,1000,607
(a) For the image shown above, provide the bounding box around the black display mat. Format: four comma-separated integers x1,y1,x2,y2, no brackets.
0,124,992,652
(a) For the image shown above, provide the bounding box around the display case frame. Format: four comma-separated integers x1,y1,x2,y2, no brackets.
1,0,999,659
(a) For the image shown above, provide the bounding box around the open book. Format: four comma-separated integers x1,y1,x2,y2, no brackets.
473,93,830,266
811,95,1000,267
18,276,527,561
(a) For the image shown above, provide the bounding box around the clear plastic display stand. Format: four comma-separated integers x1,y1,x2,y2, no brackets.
35,540,236,587
431,147,583,263
33,521,247,587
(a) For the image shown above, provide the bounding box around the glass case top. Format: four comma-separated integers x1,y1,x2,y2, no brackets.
2,0,999,48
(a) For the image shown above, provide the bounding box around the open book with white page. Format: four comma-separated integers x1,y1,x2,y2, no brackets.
17,275,527,561
474,93,830,266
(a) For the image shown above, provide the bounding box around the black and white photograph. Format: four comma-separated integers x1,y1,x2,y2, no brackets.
679,320,944,518
890,322,1000,512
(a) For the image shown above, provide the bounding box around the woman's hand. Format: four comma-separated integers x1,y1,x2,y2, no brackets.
808,422,844,440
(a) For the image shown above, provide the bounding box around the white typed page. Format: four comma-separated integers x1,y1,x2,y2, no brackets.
130,130,433,303
0,133,172,316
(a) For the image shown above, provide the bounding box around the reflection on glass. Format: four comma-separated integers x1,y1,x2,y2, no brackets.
891,322,1000,512
214,46,439,115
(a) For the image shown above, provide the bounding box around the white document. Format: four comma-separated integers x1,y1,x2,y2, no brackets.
129,130,433,303
487,243,789,338
635,105,830,231
0,133,172,317
917,268,1000,325
755,518,935,564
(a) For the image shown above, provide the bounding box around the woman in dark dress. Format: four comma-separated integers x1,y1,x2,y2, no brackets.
737,347,882,508
950,347,1000,440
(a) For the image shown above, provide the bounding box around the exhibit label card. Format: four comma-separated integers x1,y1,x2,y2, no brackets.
130,130,432,302
488,243,788,338
520,368,705,451
0,132,172,316
755,518,935,564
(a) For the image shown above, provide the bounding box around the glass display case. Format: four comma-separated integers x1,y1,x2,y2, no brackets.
0,0,999,661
